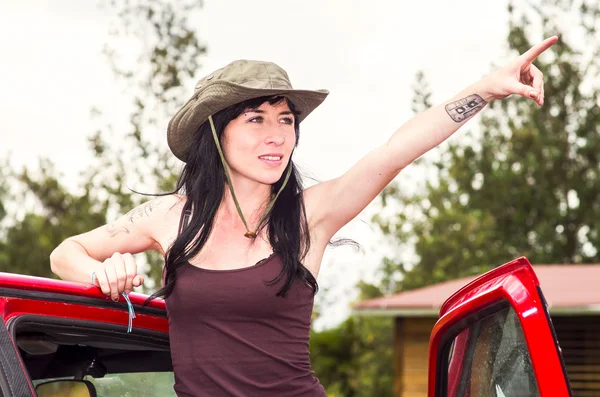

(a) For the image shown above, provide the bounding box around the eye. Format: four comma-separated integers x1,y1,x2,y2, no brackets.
280,117,294,125
248,116,263,123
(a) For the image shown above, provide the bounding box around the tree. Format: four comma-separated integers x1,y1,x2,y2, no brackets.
89,0,206,201
84,0,206,286
3,0,206,285
310,308,394,396
0,160,108,276
373,0,600,291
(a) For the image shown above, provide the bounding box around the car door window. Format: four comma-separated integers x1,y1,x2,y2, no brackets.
446,304,540,397
32,373,177,397
86,372,176,396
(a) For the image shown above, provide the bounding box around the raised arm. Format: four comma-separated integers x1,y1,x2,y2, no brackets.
306,36,558,239
50,194,183,300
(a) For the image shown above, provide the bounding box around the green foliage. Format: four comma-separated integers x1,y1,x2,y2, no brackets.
310,315,394,397
2,1,205,287
0,161,8,224
309,270,395,396
373,1,600,292
411,70,433,115
0,160,108,276
91,0,206,201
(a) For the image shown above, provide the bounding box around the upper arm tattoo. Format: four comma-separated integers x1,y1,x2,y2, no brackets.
445,94,487,123
106,223,130,237
124,198,164,224
105,197,165,237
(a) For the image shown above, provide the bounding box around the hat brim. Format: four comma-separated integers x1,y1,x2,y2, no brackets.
167,80,329,162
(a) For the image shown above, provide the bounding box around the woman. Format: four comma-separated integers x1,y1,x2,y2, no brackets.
50,36,558,396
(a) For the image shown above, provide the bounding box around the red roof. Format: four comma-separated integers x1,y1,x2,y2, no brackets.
354,265,600,315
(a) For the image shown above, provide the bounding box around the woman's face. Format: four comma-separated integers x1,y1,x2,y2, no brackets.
222,100,297,186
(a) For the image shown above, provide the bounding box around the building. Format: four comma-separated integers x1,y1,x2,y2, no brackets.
353,265,600,397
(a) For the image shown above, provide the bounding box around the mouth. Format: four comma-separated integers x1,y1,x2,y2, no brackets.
258,154,284,167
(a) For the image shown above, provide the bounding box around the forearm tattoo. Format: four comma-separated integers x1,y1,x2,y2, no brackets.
445,94,487,123
106,198,164,237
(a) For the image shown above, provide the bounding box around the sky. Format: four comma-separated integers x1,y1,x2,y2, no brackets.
0,0,512,328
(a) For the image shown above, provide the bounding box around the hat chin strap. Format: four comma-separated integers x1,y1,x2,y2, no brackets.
208,115,292,239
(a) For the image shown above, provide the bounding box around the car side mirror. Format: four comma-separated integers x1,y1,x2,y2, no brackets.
35,379,96,397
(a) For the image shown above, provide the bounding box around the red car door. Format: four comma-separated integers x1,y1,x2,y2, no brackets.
0,272,171,397
428,257,572,397
0,311,34,397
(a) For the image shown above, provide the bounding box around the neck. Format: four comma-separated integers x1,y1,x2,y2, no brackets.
219,175,272,230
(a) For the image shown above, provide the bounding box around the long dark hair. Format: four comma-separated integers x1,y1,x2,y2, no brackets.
149,96,316,301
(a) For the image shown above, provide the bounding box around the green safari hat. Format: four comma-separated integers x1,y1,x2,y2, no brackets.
167,59,329,162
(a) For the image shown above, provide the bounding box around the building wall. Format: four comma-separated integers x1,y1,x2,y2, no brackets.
553,315,600,397
394,317,437,397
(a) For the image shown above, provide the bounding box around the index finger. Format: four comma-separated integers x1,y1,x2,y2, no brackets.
520,36,558,65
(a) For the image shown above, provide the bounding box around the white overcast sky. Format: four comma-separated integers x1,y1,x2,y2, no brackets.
1,0,513,328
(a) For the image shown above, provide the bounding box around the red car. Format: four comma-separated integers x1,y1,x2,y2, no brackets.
0,256,571,397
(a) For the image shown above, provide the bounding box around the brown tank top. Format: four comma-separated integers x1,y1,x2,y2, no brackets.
165,253,326,397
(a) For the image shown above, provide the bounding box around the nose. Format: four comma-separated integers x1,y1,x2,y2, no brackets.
265,131,286,146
